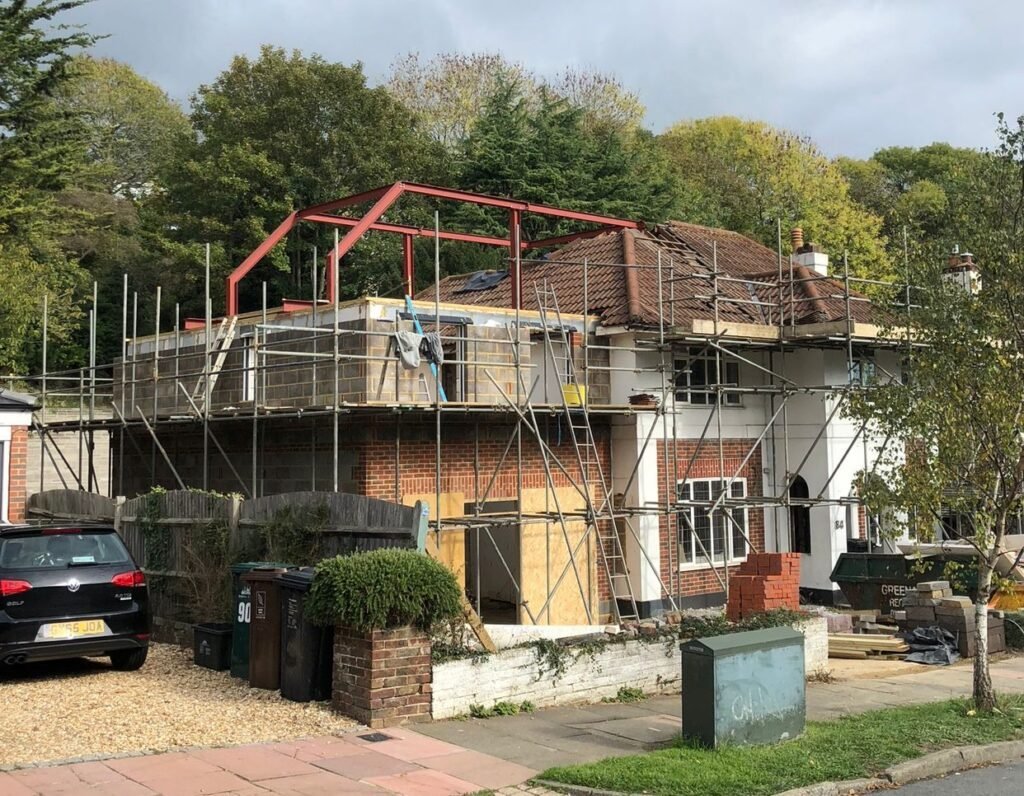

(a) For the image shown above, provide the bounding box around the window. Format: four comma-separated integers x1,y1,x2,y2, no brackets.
849,356,876,386
676,478,748,565
675,349,740,405
789,476,811,554
241,336,256,402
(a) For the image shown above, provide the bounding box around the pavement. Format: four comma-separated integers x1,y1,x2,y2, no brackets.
3,655,1024,796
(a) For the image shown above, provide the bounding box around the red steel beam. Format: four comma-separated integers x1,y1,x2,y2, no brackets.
300,213,511,248
298,185,396,217
509,208,522,310
324,183,406,304
225,211,298,317
401,183,640,228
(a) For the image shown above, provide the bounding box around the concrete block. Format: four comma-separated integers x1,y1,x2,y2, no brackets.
941,596,974,609
906,606,936,622
917,580,950,592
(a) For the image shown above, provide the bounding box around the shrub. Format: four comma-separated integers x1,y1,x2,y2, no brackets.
306,548,462,632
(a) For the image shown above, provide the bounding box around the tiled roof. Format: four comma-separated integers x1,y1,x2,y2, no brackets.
420,221,882,330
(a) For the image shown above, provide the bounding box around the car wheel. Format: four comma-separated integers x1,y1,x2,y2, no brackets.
109,647,148,671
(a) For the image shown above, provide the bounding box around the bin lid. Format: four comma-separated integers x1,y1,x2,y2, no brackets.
278,567,317,591
679,626,803,657
241,566,292,583
230,561,294,574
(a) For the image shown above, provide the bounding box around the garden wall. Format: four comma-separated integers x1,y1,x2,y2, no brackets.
432,616,828,719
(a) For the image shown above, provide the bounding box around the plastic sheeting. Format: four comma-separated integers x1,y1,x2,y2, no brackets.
902,626,961,665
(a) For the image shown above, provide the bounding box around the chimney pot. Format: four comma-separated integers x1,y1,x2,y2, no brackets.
790,227,804,251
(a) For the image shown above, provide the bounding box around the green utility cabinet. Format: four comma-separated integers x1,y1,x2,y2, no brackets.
681,627,805,748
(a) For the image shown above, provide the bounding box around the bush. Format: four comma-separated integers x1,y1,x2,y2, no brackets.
306,548,462,632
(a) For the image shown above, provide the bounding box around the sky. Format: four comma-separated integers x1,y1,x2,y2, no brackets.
64,0,1024,158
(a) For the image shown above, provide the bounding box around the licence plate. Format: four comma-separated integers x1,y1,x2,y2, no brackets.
40,620,108,640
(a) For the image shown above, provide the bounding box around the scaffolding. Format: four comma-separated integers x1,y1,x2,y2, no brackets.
9,189,919,625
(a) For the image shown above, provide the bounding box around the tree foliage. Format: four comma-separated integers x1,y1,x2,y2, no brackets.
659,117,890,278
847,116,1024,711
0,0,98,373
387,52,644,150
163,46,446,311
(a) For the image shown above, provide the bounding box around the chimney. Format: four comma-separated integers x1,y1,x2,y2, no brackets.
794,241,829,277
942,245,981,295
790,227,804,252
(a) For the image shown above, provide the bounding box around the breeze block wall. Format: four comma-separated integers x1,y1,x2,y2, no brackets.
332,625,432,728
726,553,801,621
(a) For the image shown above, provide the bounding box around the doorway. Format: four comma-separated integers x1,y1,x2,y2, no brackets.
790,476,811,554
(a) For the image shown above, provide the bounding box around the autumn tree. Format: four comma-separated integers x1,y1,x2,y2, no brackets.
848,115,1024,711
387,52,644,150
659,116,889,278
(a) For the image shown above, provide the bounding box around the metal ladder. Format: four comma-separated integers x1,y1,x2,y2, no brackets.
193,316,238,408
534,281,640,624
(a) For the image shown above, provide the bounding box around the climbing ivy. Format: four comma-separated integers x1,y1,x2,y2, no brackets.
140,487,169,572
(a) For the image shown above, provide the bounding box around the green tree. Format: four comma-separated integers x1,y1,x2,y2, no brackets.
848,115,1024,711
659,117,889,278
0,0,98,373
457,80,675,242
163,46,446,313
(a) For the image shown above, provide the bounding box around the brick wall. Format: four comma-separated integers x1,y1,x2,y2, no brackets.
655,439,766,600
8,426,28,522
332,625,432,728
726,553,801,620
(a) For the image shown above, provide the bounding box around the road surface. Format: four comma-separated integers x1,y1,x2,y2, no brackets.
891,759,1024,793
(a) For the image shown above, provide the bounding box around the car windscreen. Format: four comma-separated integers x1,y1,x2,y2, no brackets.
0,532,131,570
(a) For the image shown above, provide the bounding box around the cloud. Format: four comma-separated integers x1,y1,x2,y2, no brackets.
65,0,1024,157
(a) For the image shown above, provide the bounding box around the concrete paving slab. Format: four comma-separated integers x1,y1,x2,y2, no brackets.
574,714,681,745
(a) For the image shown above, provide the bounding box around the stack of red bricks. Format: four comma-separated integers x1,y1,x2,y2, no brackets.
726,553,801,621
332,625,433,728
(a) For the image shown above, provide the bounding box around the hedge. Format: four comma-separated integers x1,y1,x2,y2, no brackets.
306,548,462,632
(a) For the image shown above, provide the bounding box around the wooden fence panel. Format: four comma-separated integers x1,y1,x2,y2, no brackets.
26,490,116,522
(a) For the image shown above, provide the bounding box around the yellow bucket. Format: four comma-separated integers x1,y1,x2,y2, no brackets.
562,384,586,406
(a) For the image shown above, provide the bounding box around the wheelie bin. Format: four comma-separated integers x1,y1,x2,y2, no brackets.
230,561,291,679
279,567,334,702
243,567,290,689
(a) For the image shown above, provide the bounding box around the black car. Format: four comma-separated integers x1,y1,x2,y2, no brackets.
0,524,150,670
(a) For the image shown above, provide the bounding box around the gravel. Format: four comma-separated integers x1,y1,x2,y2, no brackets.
0,643,357,769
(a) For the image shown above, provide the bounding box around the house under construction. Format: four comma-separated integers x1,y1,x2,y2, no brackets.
23,182,933,624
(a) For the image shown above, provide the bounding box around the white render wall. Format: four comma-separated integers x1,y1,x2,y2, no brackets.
432,617,829,718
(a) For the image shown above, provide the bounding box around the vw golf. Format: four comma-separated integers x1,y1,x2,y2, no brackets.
0,524,150,670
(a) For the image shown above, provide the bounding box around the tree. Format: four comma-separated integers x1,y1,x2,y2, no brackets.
838,143,986,261
848,116,1024,711
53,55,189,196
457,80,676,241
163,46,446,312
0,0,98,373
659,117,889,278
387,52,644,150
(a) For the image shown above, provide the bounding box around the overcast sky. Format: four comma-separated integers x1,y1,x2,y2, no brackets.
64,0,1024,158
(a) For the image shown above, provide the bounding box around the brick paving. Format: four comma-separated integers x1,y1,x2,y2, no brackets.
0,728,536,796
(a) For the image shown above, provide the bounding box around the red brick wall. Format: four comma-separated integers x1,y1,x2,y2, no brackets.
360,418,614,600
332,625,432,728
655,439,766,600
7,426,28,523
726,553,800,620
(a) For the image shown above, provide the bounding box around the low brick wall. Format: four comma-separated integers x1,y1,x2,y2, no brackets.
332,625,432,728
432,616,829,719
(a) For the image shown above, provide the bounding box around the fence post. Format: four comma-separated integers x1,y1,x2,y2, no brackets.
114,495,125,532
229,494,242,548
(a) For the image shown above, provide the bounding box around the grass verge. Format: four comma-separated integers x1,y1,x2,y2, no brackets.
540,696,1024,796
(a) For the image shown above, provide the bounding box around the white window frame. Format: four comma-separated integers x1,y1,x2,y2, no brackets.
241,336,256,403
676,477,749,569
674,349,741,406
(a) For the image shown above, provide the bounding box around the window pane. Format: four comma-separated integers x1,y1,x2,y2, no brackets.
730,481,744,498
730,510,748,558
694,507,712,559
711,511,726,559
694,481,711,501
678,511,694,563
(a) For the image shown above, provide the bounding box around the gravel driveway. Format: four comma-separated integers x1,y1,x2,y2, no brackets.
0,643,356,769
